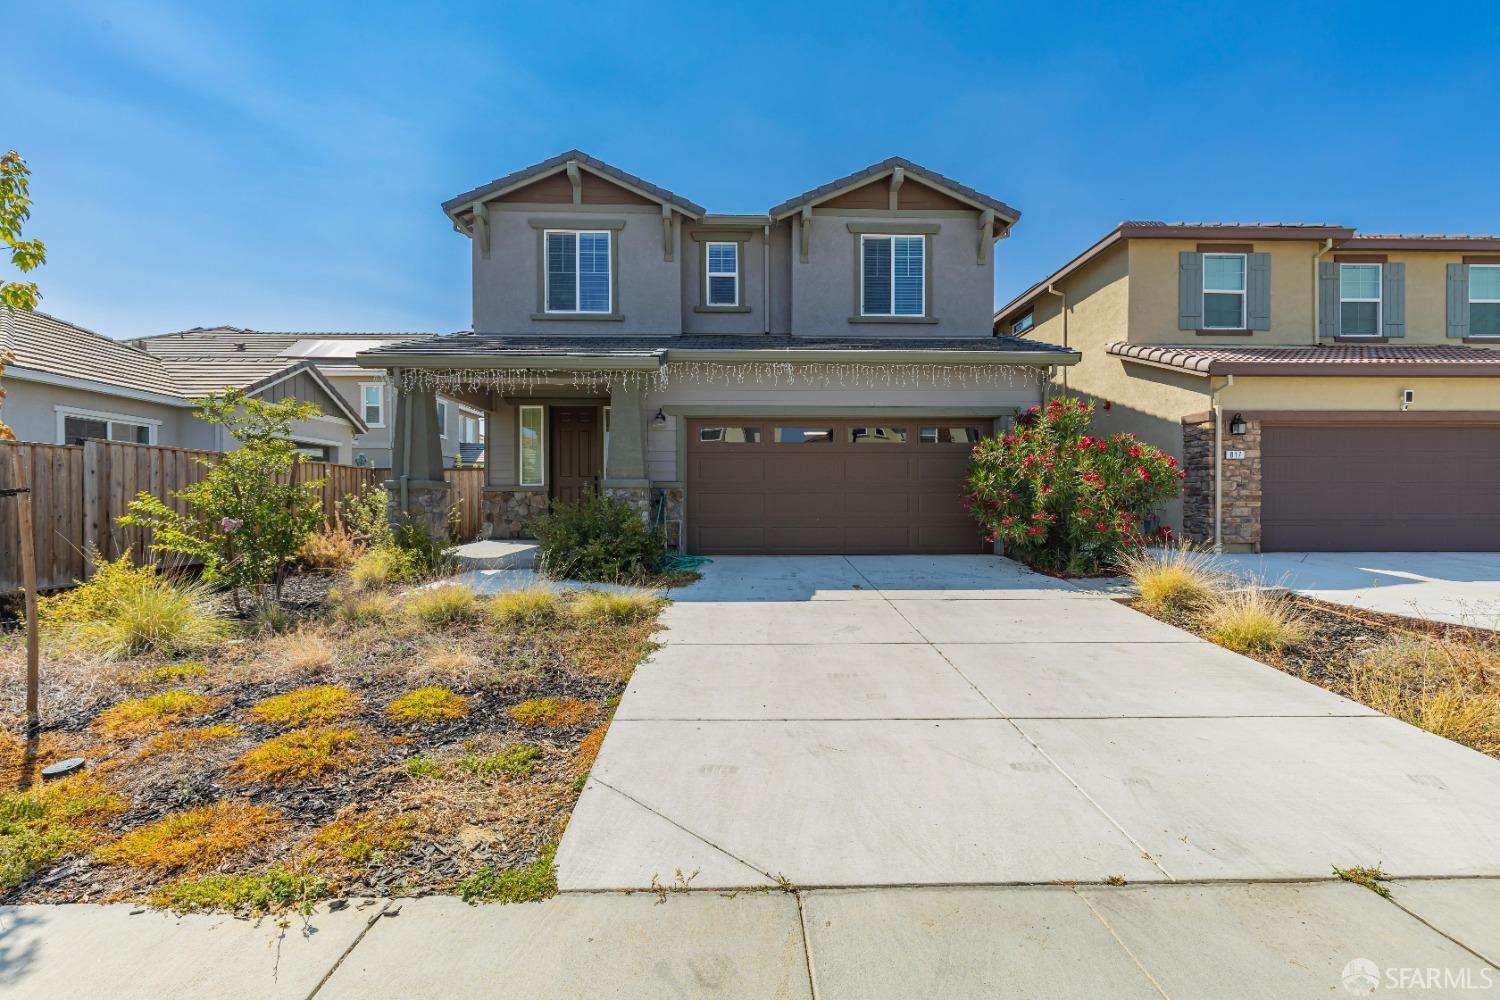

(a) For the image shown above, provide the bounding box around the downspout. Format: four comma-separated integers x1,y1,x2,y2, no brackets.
1045,283,1067,391
763,223,771,335
1210,374,1233,551
396,367,410,514
1311,239,1334,345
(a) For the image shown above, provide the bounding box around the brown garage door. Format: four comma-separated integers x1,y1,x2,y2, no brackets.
1261,423,1500,551
686,417,988,554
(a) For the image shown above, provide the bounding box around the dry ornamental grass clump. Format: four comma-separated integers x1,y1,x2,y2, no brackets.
508,697,597,730
93,691,219,738
249,685,360,727
1347,636,1500,755
275,631,335,674
386,686,469,724
487,586,560,626
98,801,281,873
405,584,484,626
1119,545,1223,616
231,727,371,785
569,590,659,624
1197,589,1309,655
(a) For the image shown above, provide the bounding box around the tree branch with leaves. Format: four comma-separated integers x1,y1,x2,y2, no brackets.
1,150,48,441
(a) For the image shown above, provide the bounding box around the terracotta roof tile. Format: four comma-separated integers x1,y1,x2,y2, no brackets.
1106,342,1500,376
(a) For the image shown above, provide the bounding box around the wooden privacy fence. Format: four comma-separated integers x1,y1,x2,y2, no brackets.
0,439,400,594
444,467,484,541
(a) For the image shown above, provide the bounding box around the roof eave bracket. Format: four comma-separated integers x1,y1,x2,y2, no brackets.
472,201,490,259
800,205,812,263
662,204,674,262
888,167,905,211
978,209,994,265
566,159,582,206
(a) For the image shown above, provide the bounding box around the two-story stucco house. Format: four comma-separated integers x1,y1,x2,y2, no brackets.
358,150,1077,553
994,223,1500,551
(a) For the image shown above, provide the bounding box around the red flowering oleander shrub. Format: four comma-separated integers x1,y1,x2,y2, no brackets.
965,396,1184,573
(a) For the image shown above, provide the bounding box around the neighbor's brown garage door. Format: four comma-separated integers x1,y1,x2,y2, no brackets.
1260,423,1500,551
686,417,989,554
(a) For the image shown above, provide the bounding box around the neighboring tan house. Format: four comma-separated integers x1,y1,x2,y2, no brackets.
356,150,1078,553
0,310,369,461
126,327,487,468
994,222,1500,552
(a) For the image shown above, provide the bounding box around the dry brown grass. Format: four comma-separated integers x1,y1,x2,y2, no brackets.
405,584,484,626
231,727,372,786
569,590,660,625
249,685,360,727
97,801,282,873
299,528,361,570
386,686,469,724
331,591,399,625
573,722,608,773
140,724,243,758
508,697,598,730
487,586,560,626
421,646,480,684
1347,636,1500,755
92,691,219,739
1197,589,1310,655
274,631,335,675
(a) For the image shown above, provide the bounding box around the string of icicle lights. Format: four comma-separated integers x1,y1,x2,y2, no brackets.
396,362,1039,394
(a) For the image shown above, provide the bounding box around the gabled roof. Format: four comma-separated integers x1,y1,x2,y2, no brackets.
1106,342,1500,377
441,149,706,220
1,311,382,428
995,221,1358,326
769,156,1021,223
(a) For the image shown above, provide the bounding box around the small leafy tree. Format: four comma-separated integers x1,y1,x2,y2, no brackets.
1,150,48,440
121,392,325,608
966,396,1183,574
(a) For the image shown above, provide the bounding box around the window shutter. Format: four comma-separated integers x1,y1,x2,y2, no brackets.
1318,261,1339,338
1382,262,1405,338
1178,252,1202,330
1247,252,1271,330
1447,263,1470,338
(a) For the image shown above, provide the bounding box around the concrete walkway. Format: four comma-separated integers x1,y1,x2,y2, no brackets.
6,554,1499,998
1206,550,1500,628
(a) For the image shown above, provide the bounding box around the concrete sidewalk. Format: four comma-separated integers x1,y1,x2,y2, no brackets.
1206,550,1500,628
5,880,1496,998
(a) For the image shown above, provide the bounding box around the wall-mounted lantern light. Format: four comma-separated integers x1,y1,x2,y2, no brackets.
1228,413,1248,435
653,408,667,426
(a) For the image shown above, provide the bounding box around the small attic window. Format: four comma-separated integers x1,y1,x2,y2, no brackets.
1010,311,1034,336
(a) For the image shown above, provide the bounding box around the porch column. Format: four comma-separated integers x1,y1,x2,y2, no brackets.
602,383,652,526
385,380,452,540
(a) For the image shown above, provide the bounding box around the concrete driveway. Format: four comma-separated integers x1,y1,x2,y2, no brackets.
1207,550,1500,628
546,554,1500,996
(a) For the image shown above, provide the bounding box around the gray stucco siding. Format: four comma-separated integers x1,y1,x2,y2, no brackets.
473,206,683,336
789,212,994,338
681,227,766,336
2,378,196,447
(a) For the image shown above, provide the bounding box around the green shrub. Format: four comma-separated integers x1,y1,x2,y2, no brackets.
454,744,542,780
341,483,394,548
457,845,557,903
531,495,664,583
36,556,231,660
119,392,326,608
402,754,445,779
392,522,457,578
966,397,1183,573
151,868,328,915
349,545,423,591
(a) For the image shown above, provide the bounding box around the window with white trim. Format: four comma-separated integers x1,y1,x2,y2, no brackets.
360,383,384,426
545,230,611,313
519,405,544,486
1201,253,1246,329
435,400,449,437
58,408,156,446
1339,263,1382,337
706,242,739,306
860,234,925,316
1470,265,1500,337
460,412,484,444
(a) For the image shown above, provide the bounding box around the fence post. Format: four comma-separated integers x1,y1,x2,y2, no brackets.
9,449,41,734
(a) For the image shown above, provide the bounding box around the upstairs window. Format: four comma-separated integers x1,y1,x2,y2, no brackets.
360,383,384,426
1339,263,1382,337
1471,265,1500,337
706,242,739,307
545,231,611,313
1010,310,1034,335
1202,253,1246,329
861,235,925,317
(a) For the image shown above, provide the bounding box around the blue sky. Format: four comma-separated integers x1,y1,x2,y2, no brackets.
10,1,1500,339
